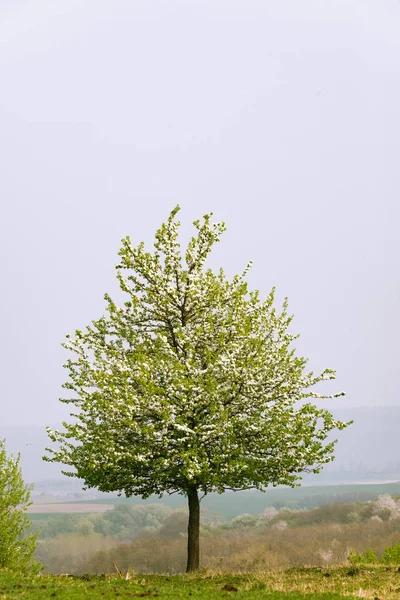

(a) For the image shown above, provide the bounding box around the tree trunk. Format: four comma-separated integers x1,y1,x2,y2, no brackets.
186,485,200,572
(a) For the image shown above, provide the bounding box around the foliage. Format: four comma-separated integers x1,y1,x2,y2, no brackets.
347,548,378,565
381,542,400,564
230,513,258,528
30,504,222,541
269,503,372,528
272,520,288,531
45,206,348,495
207,501,380,531
348,541,400,565
372,493,400,520
44,206,350,570
0,439,41,573
93,504,172,539
29,495,398,544
74,519,95,537
30,513,85,539
256,506,279,524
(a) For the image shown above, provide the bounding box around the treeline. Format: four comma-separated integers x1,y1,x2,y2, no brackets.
32,493,400,541
31,504,225,541
33,494,400,574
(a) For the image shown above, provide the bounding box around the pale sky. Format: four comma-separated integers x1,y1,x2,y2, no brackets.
1,0,399,427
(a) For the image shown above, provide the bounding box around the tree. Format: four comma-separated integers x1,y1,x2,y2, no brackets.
0,440,40,573
94,504,172,538
45,206,350,572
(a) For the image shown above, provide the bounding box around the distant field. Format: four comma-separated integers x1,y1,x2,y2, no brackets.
48,481,400,518
27,503,114,514
28,513,70,521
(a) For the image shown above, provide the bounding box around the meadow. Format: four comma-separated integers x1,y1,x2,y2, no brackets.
19,485,400,599
3,567,400,599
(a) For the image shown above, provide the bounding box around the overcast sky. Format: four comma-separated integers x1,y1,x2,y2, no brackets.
1,0,399,427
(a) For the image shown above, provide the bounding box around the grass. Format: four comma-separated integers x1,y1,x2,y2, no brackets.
1,566,400,599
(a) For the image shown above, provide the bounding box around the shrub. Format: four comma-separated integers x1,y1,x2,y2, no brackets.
373,494,400,521
256,507,279,525
0,439,41,573
382,542,400,564
348,548,378,565
348,542,400,565
272,520,288,531
230,514,257,528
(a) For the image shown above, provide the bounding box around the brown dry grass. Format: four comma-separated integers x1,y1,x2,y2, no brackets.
36,533,119,574
38,517,400,576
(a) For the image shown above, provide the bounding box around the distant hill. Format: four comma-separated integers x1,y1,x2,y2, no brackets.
1,406,399,485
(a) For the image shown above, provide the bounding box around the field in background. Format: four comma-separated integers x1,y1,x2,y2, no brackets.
30,481,400,518
27,503,113,514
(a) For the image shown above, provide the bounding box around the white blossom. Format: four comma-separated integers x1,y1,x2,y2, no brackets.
272,520,288,531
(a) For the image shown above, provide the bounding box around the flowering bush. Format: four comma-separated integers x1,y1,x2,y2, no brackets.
229,514,257,528
369,515,382,523
318,548,334,564
372,494,400,521
272,520,288,531
256,506,279,525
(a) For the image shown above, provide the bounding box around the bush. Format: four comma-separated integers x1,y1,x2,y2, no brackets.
382,542,400,564
373,494,400,521
348,542,400,565
229,514,257,528
256,507,279,525
348,548,378,565
0,439,41,573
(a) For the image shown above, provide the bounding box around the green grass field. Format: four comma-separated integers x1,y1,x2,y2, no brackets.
1,566,399,599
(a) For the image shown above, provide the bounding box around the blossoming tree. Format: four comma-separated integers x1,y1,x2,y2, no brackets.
45,206,349,572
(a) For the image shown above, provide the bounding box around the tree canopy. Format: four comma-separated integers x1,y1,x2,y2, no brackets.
45,206,350,570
